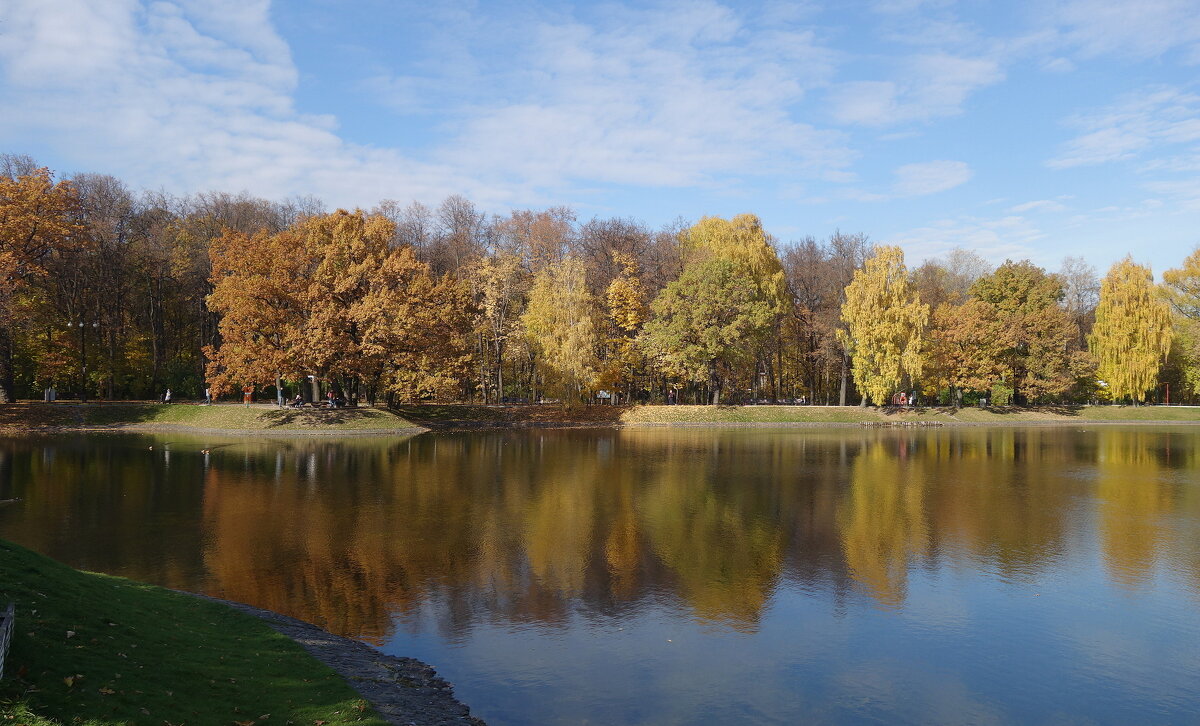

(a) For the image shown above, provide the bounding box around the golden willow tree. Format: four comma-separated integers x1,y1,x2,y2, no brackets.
521,256,599,402
205,209,472,402
1088,257,1172,403
837,246,928,405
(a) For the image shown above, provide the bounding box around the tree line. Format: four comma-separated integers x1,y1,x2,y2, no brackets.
2,153,1197,406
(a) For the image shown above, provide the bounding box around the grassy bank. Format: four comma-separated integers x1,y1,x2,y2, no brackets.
8,402,1195,434
391,403,624,428
619,404,1200,425
0,402,422,434
0,540,385,725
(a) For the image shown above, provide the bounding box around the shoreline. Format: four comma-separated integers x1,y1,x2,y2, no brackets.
190,594,485,726
620,419,1200,428
3,402,1200,434
0,422,430,436
2,405,1200,432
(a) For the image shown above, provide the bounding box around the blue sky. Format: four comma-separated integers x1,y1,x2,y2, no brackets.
3,0,1199,274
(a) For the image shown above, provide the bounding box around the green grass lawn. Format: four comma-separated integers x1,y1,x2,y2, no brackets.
0,539,386,726
391,403,623,427
620,405,881,424
0,402,422,432
620,404,1200,425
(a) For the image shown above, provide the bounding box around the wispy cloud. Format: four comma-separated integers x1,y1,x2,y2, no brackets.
892,160,972,196
0,0,487,207
0,0,861,208
1009,199,1068,213
1051,0,1200,60
888,215,1047,265
1048,86,1200,168
827,54,1003,126
374,1,853,191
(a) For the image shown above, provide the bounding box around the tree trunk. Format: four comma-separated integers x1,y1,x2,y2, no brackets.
0,325,14,403
838,352,848,406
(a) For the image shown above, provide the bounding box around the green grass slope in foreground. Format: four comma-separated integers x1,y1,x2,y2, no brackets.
0,540,385,726
0,402,422,433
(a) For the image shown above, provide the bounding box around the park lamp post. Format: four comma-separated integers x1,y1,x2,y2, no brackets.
70,321,99,403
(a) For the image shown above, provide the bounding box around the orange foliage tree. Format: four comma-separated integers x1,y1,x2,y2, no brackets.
205,210,473,402
0,168,80,401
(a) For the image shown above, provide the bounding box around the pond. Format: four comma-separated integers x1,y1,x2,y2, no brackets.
1,427,1199,724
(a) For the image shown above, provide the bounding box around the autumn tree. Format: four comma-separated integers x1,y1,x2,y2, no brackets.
968,260,1079,402
207,209,471,402
911,248,991,310
1162,247,1200,396
641,257,775,404
1089,257,1173,403
521,256,599,402
924,300,1016,406
682,214,790,399
1059,255,1100,348
293,210,400,400
780,231,872,404
473,249,529,403
599,252,648,401
837,246,928,406
0,165,79,401
358,248,475,402
681,215,788,312
205,227,307,391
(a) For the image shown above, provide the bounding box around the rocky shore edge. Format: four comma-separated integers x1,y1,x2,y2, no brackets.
192,594,485,726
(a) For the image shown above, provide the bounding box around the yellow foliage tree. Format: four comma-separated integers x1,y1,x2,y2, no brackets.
1089,257,1172,403
837,246,929,405
521,256,599,401
1162,247,1200,395
600,252,648,400
681,214,788,314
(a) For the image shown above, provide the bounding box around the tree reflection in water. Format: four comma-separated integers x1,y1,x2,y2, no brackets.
0,427,1197,644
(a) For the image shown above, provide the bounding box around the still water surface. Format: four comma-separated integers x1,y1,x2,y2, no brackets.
2,427,1199,724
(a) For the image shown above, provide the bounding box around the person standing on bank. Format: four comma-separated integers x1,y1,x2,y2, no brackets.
164,388,172,404
204,387,211,405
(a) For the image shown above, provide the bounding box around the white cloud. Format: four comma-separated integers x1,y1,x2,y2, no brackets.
0,0,858,208
1009,199,1067,213
1041,57,1076,73
1052,0,1200,60
376,2,853,191
1048,86,1200,168
827,54,1003,126
1146,180,1200,211
892,160,972,196
889,215,1047,265
0,0,487,207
